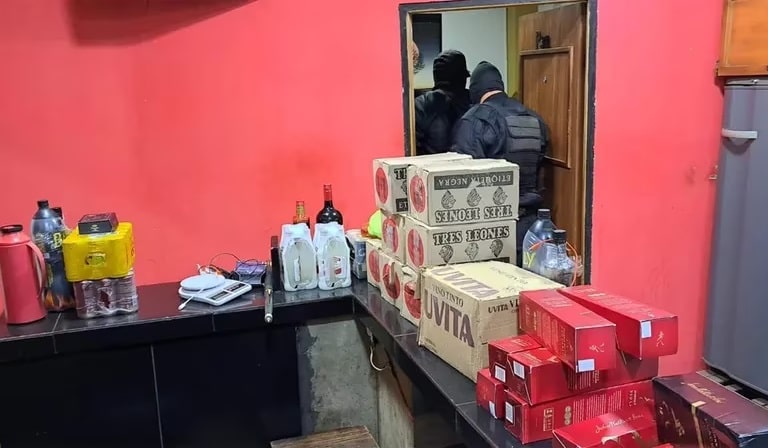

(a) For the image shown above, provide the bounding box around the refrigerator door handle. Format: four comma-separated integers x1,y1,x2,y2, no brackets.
722,128,758,140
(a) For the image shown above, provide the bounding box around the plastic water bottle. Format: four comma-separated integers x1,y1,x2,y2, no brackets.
539,229,576,286
521,209,555,272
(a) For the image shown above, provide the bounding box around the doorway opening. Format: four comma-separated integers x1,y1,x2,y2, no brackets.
399,0,596,281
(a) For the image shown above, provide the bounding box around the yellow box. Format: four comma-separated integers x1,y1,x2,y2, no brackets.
62,222,135,281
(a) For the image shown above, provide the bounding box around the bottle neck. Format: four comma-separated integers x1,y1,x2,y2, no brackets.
555,241,568,258
323,187,334,207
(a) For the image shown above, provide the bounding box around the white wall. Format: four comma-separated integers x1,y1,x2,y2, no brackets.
440,9,508,88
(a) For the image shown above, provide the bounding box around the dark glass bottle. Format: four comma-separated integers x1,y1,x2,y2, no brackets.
316,184,343,225
31,200,75,311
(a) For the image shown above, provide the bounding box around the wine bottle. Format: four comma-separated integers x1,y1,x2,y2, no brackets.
293,201,310,227
316,184,343,225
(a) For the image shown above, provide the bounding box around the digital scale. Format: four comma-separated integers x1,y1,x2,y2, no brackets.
178,273,253,307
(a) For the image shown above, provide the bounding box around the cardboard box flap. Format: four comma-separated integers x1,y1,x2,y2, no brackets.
654,373,768,440
375,152,470,166
424,261,562,302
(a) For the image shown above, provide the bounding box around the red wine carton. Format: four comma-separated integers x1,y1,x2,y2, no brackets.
653,372,768,447
519,289,616,373
487,335,540,383
373,153,471,215
551,405,658,448
419,261,562,382
559,286,678,358
476,368,506,420
507,347,658,405
504,380,654,444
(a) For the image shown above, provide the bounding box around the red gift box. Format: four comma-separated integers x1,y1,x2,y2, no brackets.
551,405,658,448
519,289,616,373
476,368,506,420
487,334,540,383
507,347,658,405
503,380,654,444
559,286,678,359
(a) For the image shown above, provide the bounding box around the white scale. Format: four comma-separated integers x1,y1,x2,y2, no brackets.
178,273,253,308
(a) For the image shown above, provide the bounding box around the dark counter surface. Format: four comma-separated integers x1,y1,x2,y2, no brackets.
0,279,543,448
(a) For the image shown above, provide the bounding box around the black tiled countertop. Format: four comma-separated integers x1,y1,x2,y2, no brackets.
0,279,544,448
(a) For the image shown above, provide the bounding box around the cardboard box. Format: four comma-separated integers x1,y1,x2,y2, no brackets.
407,159,520,227
379,250,405,307
508,347,659,405
403,215,516,269
559,286,679,359
519,289,616,373
365,240,382,289
373,153,471,215
400,266,421,325
418,261,562,382
551,405,658,448
653,372,768,447
488,335,541,384
381,211,406,262
476,368,506,420
504,380,654,444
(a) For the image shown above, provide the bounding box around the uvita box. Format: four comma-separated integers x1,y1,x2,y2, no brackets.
507,347,658,405
487,335,541,384
504,380,655,444
418,261,562,382
476,368,506,420
407,159,520,227
378,250,405,307
653,372,768,447
373,153,471,215
403,215,516,270
365,240,382,289
519,289,617,373
551,405,658,448
559,286,679,359
381,211,406,262
400,266,421,325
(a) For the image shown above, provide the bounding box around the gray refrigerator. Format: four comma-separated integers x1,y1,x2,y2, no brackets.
705,78,768,394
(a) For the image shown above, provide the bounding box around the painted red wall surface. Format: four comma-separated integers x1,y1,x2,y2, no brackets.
0,0,723,374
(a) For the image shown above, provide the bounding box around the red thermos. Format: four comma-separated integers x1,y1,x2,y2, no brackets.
0,224,46,324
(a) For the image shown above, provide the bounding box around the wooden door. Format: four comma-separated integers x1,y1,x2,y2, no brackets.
518,3,587,259
719,0,768,77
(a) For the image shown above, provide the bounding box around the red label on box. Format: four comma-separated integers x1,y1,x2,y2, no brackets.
551,405,658,448
488,335,540,383
476,368,506,420
519,289,617,372
559,286,678,359
507,347,658,405
503,380,654,444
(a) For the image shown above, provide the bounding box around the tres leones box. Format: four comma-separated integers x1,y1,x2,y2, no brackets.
373,153,471,215
403,215,516,270
418,261,562,382
407,159,520,227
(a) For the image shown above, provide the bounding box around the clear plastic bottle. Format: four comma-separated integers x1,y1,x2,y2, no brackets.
521,209,555,272
31,200,75,311
539,229,575,286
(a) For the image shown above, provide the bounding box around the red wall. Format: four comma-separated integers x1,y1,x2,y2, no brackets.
0,0,723,375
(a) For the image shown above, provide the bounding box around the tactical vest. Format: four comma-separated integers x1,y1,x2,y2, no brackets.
503,114,544,195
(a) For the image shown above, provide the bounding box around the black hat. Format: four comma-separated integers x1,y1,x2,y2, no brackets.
469,61,505,104
433,50,470,89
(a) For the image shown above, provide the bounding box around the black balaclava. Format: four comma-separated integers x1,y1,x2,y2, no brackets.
432,50,470,92
469,61,505,104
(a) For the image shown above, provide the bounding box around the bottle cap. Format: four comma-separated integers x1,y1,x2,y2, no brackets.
0,224,23,235
537,209,551,219
553,229,567,244
37,199,49,209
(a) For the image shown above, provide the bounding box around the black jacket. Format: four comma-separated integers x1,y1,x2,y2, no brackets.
414,88,470,156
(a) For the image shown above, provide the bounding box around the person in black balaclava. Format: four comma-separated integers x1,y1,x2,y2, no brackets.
413,50,471,156
451,61,550,266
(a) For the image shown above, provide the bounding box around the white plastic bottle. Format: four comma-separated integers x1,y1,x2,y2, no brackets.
280,223,318,291
314,222,351,290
